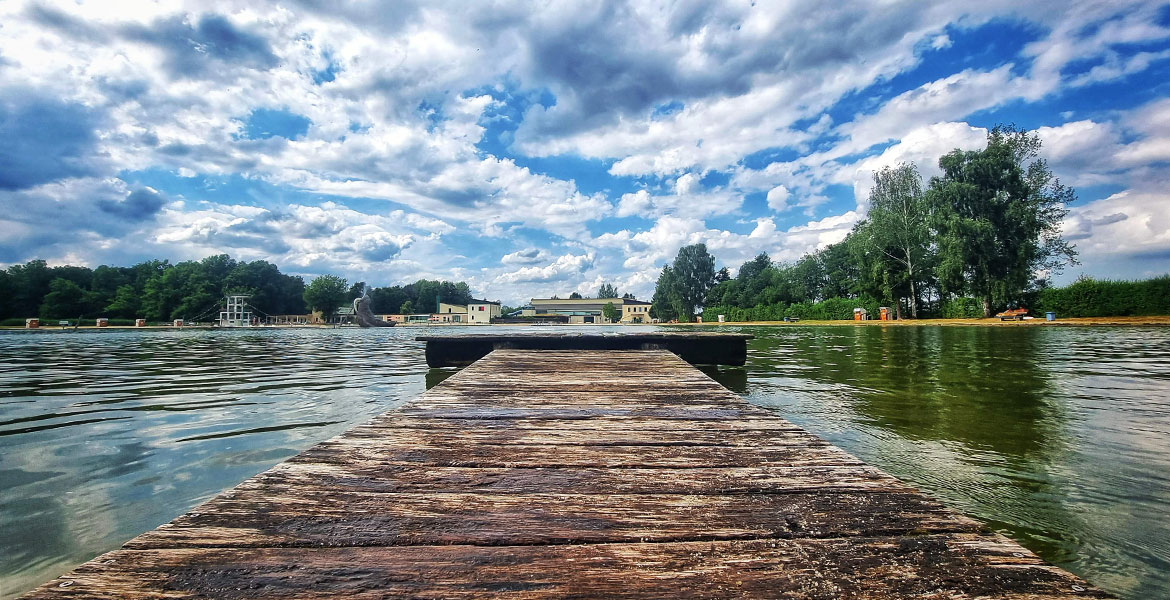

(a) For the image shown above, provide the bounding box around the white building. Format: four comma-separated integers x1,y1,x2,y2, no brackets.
467,299,501,324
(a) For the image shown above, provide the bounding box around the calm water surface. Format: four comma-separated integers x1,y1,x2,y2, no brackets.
2,325,1169,598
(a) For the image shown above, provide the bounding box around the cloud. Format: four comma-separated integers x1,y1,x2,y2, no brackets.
96,187,167,220
496,252,595,284
614,182,740,219
501,248,550,265
616,190,653,218
121,13,280,78
1062,189,1170,258
0,93,103,190
766,185,790,212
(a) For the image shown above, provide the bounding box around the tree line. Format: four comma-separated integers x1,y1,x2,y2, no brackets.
0,254,485,324
0,255,308,324
653,126,1085,321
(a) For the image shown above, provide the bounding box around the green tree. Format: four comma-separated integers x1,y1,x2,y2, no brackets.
650,266,684,321
0,269,11,319
569,291,583,299
105,284,141,318
602,301,620,322
40,278,87,318
668,243,717,320
303,275,349,317
371,286,409,314
927,126,1078,316
863,163,932,317
597,283,618,298
399,300,415,315
222,260,293,316
3,260,53,318
141,261,217,321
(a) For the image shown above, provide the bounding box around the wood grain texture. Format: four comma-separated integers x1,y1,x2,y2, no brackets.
21,348,1108,598
25,536,1109,599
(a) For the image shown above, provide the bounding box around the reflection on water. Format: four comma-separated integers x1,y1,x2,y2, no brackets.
425,367,460,390
696,365,748,393
0,326,429,597
2,325,1169,599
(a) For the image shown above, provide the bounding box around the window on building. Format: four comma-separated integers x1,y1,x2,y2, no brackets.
479,306,484,311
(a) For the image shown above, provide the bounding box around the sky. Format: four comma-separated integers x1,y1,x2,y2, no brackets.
1,1,1169,306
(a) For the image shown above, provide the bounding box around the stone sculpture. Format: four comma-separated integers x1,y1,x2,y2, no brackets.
354,292,395,327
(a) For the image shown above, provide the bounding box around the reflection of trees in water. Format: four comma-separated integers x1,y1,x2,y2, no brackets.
778,326,1068,463
744,325,1088,582
426,368,459,390
697,365,748,393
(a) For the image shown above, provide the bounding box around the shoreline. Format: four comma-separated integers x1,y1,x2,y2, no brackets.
672,315,1170,327
3,315,1170,331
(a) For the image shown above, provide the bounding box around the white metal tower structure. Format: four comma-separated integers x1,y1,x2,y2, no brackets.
218,295,254,327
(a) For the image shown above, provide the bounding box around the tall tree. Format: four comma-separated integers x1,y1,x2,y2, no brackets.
597,283,619,298
650,266,684,321
569,291,583,299
40,278,87,318
927,126,1077,316
864,163,931,317
105,284,141,319
303,275,349,317
3,260,53,318
653,244,717,321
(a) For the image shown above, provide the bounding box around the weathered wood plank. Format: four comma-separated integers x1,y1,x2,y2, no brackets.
25,535,1108,600
394,405,776,420
253,463,917,495
364,415,807,432
340,423,824,446
290,437,861,468
125,490,981,549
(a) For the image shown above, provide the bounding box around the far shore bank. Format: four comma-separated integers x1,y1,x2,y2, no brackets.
672,315,1170,327
3,315,1170,331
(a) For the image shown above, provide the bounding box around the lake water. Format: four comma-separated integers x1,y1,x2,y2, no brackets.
1,325,1169,598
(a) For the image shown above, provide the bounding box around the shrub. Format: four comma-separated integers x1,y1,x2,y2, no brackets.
940,297,983,318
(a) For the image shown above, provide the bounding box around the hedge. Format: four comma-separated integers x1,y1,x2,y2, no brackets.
1036,276,1170,317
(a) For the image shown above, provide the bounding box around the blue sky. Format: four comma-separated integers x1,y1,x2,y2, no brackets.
2,1,1169,305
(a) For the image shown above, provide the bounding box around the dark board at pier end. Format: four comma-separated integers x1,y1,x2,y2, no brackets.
417,333,752,367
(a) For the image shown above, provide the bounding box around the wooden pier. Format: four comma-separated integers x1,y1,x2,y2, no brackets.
23,338,1106,598
418,331,753,367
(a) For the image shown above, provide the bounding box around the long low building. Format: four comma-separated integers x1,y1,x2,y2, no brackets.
526,297,651,324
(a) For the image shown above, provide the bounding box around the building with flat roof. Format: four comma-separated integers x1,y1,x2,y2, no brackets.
467,299,500,324
430,302,468,323
529,297,651,324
